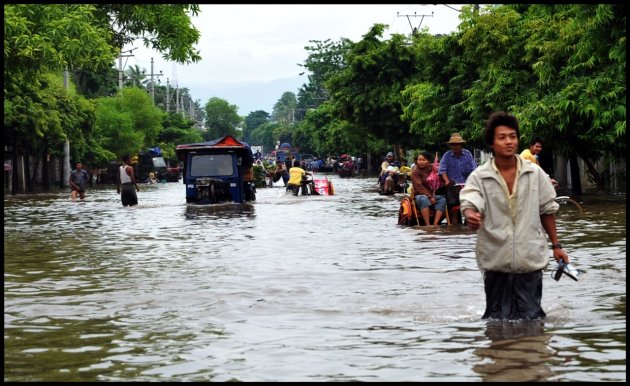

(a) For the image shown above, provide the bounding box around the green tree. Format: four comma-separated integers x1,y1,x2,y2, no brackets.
251,122,281,153
4,4,116,76
203,97,242,140
4,71,101,190
454,4,625,191
327,24,419,150
516,4,626,189
91,4,201,63
243,110,270,144
94,87,164,158
157,112,203,160
4,3,203,193
401,31,479,150
295,39,351,121
72,67,119,98
125,64,147,88
272,92,298,126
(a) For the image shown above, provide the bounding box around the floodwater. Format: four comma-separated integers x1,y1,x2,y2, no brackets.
4,176,626,382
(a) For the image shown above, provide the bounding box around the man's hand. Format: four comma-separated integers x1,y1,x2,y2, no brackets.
553,247,569,264
463,208,483,231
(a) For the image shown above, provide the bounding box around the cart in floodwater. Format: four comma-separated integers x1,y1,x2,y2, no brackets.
176,135,255,204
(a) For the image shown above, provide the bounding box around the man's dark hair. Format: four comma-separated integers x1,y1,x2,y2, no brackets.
123,154,131,163
485,111,520,147
293,159,300,167
530,136,544,147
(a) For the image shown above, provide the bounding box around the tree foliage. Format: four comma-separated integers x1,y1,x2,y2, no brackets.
243,110,270,144
4,4,116,77
272,92,298,126
399,3,625,168
91,4,201,63
250,122,281,152
203,97,241,140
157,112,203,159
327,24,419,149
5,3,204,193
94,87,164,159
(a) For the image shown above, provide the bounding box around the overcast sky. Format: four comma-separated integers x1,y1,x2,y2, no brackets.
123,4,464,115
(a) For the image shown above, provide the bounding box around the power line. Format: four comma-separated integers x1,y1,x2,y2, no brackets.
442,4,462,13
396,11,433,35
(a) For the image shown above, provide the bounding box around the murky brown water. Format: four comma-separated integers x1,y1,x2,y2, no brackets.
4,176,626,381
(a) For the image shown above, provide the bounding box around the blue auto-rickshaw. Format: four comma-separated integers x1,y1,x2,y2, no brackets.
176,135,255,204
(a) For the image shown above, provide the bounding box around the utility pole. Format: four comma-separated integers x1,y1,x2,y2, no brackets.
176,85,180,114
117,48,136,93
397,11,433,35
149,57,164,105
166,78,170,112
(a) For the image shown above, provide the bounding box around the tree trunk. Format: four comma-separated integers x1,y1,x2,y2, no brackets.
393,144,405,163
59,153,65,188
11,141,18,195
30,153,40,192
42,138,50,191
569,154,582,196
582,157,604,191
24,150,33,192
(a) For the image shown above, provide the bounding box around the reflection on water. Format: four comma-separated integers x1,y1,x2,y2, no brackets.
3,178,626,381
184,202,256,219
474,320,552,382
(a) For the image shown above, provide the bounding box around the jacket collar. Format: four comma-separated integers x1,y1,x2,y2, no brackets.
478,155,534,180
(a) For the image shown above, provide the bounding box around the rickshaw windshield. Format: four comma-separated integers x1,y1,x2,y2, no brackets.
190,154,234,177
152,157,167,168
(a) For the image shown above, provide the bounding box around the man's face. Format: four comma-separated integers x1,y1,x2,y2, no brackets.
530,142,543,155
450,143,463,154
76,163,83,170
492,126,518,158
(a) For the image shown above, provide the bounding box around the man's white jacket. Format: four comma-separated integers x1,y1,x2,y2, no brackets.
460,155,559,274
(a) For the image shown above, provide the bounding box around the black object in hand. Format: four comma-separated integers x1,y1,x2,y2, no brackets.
552,260,579,281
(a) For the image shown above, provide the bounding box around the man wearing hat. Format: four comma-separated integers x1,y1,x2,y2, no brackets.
438,133,477,223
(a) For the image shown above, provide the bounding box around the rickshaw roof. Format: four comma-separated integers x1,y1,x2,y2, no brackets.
176,135,249,151
176,135,254,166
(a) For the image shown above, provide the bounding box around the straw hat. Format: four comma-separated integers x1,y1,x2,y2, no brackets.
446,133,466,144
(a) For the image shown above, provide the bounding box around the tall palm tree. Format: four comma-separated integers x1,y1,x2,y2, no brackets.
124,64,146,89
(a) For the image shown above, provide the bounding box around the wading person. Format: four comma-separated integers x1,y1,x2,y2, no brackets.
460,111,569,320
287,159,310,196
69,162,90,200
272,159,289,186
117,155,140,206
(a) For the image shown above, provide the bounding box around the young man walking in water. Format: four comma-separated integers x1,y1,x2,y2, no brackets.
69,162,90,200
117,155,140,206
459,111,569,320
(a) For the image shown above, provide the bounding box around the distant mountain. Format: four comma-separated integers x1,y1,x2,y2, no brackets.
191,76,305,116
